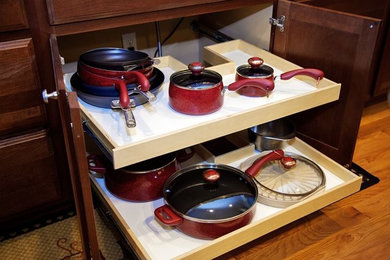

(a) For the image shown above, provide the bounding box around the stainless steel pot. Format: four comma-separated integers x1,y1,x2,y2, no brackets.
249,118,296,151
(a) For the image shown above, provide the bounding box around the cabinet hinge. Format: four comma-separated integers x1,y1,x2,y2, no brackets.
269,15,285,32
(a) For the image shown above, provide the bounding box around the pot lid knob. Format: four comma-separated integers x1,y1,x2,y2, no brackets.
248,57,264,69
203,169,220,183
188,62,205,76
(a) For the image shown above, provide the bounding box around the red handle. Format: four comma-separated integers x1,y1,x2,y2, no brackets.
86,155,107,175
245,150,284,177
154,205,183,226
123,71,151,92
113,80,130,108
228,78,275,92
188,62,205,76
248,57,264,69
203,169,220,182
280,68,324,81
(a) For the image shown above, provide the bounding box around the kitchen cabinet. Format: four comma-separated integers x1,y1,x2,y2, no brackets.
8,0,382,259
0,3,73,233
67,40,360,259
270,0,385,167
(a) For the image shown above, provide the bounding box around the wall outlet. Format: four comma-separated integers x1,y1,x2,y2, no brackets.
122,32,137,50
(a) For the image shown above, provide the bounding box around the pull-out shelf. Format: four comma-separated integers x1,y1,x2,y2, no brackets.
63,40,360,259
91,137,361,259
63,40,341,169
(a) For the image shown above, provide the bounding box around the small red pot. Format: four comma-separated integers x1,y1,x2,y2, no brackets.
87,153,179,202
228,57,324,97
169,62,224,115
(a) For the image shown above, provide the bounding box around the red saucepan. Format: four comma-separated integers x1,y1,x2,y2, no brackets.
228,57,324,97
87,148,194,202
88,153,182,202
154,149,292,239
169,62,225,115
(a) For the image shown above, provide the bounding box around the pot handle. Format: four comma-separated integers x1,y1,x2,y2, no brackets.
87,155,107,177
228,78,275,92
245,149,284,177
125,71,156,102
124,71,151,92
280,68,324,81
154,205,183,226
114,80,131,109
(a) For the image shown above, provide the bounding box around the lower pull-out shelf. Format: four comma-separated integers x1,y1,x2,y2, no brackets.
90,137,361,260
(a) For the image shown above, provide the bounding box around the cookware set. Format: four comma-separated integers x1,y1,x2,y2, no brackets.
71,48,163,128
77,48,326,239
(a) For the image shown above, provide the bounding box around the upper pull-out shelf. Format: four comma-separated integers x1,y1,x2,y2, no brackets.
63,40,340,169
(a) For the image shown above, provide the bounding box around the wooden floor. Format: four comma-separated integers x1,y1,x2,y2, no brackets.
217,100,390,259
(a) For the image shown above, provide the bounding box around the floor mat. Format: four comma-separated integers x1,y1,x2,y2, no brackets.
0,210,123,260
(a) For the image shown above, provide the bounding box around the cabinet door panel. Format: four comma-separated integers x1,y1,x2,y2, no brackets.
0,131,64,220
0,38,46,136
271,0,381,166
0,0,28,32
373,27,390,97
49,34,101,260
46,0,225,25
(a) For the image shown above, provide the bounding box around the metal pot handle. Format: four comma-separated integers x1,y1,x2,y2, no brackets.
154,205,183,226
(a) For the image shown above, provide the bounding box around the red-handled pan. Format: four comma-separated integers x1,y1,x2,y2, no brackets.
77,62,153,109
154,149,294,239
228,57,324,97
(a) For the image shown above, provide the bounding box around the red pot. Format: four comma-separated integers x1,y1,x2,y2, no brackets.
154,150,292,239
87,153,179,202
228,57,324,97
169,62,224,115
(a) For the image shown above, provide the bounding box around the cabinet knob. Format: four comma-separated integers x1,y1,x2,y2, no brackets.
42,89,58,103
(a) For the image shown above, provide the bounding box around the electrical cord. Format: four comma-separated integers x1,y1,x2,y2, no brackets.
154,18,184,57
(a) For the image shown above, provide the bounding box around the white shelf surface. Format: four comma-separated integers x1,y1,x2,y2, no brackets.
91,142,348,260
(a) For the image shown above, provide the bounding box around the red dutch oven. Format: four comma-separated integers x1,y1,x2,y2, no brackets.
153,150,292,239
228,57,324,97
87,153,179,202
169,62,225,115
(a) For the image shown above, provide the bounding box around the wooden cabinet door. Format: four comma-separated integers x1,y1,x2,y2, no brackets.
270,0,382,167
48,35,102,260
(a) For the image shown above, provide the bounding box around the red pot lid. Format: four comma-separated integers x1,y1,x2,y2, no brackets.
170,62,222,90
236,57,274,78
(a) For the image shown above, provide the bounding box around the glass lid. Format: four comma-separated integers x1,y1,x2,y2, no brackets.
163,164,257,220
239,152,326,208
236,57,274,78
170,62,222,90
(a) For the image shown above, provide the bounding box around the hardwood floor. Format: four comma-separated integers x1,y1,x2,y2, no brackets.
217,100,390,259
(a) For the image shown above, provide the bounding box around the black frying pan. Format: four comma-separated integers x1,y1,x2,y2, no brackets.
70,67,165,108
79,47,154,71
